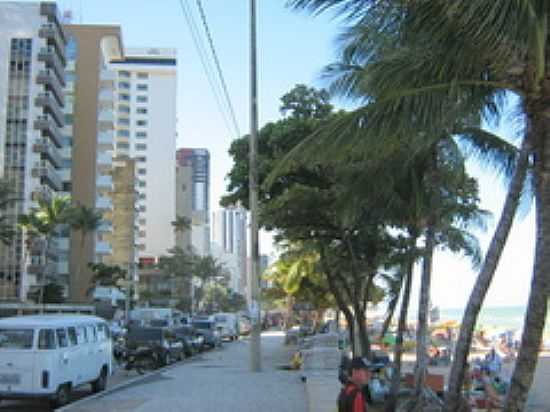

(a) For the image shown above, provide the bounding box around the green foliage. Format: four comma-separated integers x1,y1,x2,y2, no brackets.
28,282,65,304
88,263,126,293
202,283,246,313
171,216,191,233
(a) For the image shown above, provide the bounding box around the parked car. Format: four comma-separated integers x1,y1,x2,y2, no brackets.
174,326,204,356
126,327,184,366
191,318,222,349
0,315,112,408
213,313,239,341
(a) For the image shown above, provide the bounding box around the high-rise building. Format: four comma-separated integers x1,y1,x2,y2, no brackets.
211,205,248,294
63,24,123,302
0,2,67,300
110,48,177,262
176,148,210,256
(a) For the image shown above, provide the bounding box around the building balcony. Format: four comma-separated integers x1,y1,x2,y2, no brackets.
96,174,113,190
98,88,114,102
33,139,62,169
97,152,112,171
35,92,64,128
32,161,63,191
100,71,116,82
38,23,66,64
98,110,114,123
37,47,65,84
34,115,63,148
95,241,113,256
31,187,54,203
96,196,113,211
36,69,64,105
98,131,114,147
97,222,113,233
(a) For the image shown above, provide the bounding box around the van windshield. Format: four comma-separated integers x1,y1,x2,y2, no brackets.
192,321,212,330
0,329,34,349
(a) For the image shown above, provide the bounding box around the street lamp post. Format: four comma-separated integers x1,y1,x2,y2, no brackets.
249,0,261,372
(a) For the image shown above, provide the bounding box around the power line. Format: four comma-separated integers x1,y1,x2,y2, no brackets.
177,0,235,140
195,0,242,138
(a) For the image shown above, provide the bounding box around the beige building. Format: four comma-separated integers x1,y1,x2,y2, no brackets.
104,157,136,276
63,25,124,302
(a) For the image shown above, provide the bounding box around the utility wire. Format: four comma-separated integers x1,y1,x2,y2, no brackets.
177,0,235,139
195,0,242,139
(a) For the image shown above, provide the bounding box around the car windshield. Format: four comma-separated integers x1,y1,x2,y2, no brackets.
0,329,34,349
192,321,212,330
127,328,163,343
214,315,227,322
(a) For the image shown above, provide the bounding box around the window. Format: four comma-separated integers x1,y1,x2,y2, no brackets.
139,218,146,225
38,329,56,350
136,107,147,114
139,231,146,238
138,180,146,187
118,105,130,114
76,326,87,344
136,120,147,127
119,70,131,78
137,84,148,91
136,156,146,162
118,81,130,89
0,329,34,349
67,327,77,346
137,72,148,79
117,129,130,137
119,93,130,101
138,168,146,175
118,118,130,126
137,95,148,103
139,205,146,212
117,142,130,150
86,325,96,342
139,193,146,200
136,132,147,139
56,328,68,348
135,143,147,151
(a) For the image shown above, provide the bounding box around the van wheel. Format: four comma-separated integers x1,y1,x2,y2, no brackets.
51,384,71,408
92,367,108,393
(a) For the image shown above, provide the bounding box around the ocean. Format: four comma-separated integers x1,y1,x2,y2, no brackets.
438,306,550,335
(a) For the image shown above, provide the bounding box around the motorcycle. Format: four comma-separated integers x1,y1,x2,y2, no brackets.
124,346,162,374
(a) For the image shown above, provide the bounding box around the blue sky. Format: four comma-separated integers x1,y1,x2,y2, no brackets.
21,0,535,309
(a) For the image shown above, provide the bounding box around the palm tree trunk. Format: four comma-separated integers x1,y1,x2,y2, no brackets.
504,116,550,411
413,220,435,408
445,136,531,412
355,305,371,358
380,278,403,341
39,236,49,312
386,256,414,412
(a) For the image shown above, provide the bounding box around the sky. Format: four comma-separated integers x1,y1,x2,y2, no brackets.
16,0,535,310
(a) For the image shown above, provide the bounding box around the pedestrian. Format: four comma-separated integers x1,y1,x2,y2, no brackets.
337,357,371,412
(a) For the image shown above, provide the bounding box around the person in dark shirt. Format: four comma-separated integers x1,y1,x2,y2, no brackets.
338,357,371,412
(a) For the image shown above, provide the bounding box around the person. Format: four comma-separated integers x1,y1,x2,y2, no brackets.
480,368,502,411
337,357,371,412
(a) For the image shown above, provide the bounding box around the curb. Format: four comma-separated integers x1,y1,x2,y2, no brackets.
54,353,208,412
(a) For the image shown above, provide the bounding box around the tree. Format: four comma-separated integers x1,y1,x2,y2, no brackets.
87,263,126,296
28,282,65,304
19,195,72,304
68,204,102,301
280,84,333,120
286,2,538,409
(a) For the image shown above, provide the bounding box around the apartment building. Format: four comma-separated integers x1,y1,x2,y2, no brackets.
176,148,210,256
110,48,177,263
0,2,67,300
211,205,248,294
63,24,123,302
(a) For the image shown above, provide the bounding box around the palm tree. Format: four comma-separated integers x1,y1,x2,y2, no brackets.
68,205,102,301
287,2,542,409
172,215,191,250
19,195,72,305
87,262,126,296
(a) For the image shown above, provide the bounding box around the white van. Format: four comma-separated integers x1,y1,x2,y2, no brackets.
0,315,112,407
213,313,239,341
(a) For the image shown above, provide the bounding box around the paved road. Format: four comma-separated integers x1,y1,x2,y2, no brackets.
62,331,307,412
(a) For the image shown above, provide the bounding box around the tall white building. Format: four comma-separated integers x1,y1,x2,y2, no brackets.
110,48,177,261
211,205,248,294
0,2,68,300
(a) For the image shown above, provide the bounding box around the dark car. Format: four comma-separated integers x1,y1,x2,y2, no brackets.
126,327,185,366
191,319,222,349
174,325,204,356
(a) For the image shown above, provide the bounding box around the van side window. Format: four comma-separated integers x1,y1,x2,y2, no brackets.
38,329,56,350
86,325,96,342
56,328,68,348
76,326,87,344
68,327,78,346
